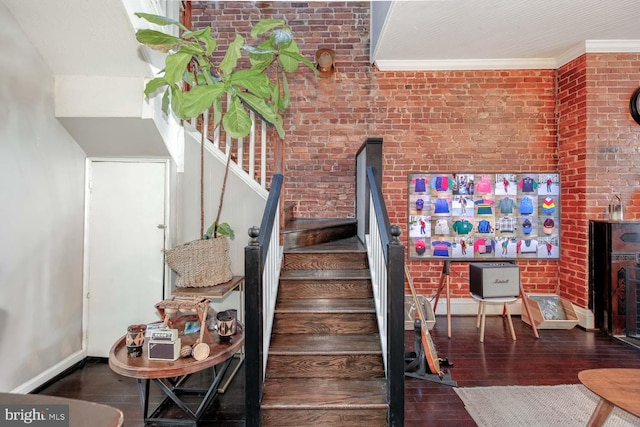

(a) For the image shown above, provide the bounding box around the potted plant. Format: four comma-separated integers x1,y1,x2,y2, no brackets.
135,13,316,287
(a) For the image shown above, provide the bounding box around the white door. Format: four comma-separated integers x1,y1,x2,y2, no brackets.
86,160,167,357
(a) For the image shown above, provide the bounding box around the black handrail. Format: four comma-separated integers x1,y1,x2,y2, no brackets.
245,173,283,427
366,166,405,426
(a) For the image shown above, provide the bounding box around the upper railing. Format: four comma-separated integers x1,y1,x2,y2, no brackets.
190,106,270,189
244,173,283,427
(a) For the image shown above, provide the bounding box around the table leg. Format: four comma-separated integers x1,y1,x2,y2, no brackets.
587,398,614,427
137,357,234,425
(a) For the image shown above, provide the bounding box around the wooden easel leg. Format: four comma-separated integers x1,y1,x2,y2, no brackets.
520,283,539,338
446,272,451,339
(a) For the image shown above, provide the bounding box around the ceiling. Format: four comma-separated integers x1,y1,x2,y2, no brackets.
3,0,640,77
371,0,640,70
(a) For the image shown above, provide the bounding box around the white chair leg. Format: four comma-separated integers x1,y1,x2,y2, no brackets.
479,302,486,343
504,302,516,340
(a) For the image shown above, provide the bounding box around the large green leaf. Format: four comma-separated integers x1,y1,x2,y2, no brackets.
237,91,278,125
272,28,293,46
222,97,252,138
144,77,168,97
230,70,272,98
219,34,244,76
176,43,205,56
164,51,193,85
280,71,290,110
277,39,303,72
135,12,188,31
177,84,225,120
135,29,183,52
248,38,276,72
182,27,217,56
280,48,317,74
250,19,285,38
161,89,170,115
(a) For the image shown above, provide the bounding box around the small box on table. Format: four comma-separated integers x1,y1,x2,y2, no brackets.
469,262,520,298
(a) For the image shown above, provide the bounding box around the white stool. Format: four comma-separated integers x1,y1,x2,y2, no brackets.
470,293,517,343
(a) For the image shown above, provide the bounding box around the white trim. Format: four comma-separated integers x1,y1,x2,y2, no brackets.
585,39,640,53
11,351,86,394
374,58,556,71
374,39,640,71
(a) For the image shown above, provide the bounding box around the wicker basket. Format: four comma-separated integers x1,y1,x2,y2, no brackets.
165,237,233,288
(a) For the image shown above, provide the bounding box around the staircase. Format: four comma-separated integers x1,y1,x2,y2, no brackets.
260,218,389,426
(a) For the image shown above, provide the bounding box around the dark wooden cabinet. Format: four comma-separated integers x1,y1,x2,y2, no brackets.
589,220,640,335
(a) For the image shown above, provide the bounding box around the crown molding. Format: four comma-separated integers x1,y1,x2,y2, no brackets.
374,58,556,71
374,40,640,71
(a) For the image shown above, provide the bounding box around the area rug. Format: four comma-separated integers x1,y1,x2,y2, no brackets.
454,384,640,427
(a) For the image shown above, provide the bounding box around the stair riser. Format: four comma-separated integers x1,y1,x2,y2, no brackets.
283,223,357,249
283,253,368,270
273,313,378,335
267,354,384,379
262,408,388,427
278,280,373,299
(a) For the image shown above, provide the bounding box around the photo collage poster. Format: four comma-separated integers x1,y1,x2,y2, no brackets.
408,173,560,260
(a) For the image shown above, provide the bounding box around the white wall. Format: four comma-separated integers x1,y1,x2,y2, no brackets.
0,4,87,392
178,129,269,276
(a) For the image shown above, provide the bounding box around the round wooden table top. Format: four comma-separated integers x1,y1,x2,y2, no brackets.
108,324,244,380
578,368,640,418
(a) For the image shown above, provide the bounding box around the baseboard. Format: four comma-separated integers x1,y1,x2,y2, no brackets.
11,350,86,394
433,298,593,330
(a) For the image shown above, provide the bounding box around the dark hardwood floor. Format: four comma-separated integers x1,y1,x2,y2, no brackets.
36,315,640,426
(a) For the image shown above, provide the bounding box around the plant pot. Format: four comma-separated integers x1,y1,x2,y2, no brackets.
164,237,233,288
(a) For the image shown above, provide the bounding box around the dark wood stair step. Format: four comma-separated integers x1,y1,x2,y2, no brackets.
282,218,357,249
275,298,375,313
261,377,387,409
282,252,368,271
262,408,388,427
273,312,378,335
267,335,384,379
280,269,371,280
269,334,381,354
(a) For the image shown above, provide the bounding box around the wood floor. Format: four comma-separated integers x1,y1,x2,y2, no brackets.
36,315,640,426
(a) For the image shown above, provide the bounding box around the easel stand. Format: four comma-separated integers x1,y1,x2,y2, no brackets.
432,261,452,338
404,319,457,387
432,261,540,339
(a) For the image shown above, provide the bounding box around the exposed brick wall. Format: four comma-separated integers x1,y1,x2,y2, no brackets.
557,56,589,308
371,69,560,297
557,53,640,309
190,1,372,218
189,2,640,306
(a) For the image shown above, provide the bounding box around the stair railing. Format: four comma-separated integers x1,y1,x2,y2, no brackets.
366,166,405,426
244,173,284,427
189,106,270,188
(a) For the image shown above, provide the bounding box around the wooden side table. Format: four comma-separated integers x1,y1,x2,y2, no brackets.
578,368,640,427
108,324,244,425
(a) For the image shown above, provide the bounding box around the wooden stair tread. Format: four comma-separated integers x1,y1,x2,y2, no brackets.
276,298,375,313
283,218,357,233
262,378,387,408
280,269,370,280
269,334,381,354
285,236,365,253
